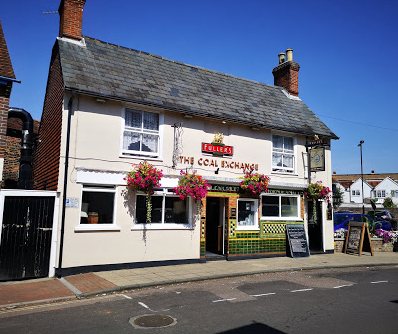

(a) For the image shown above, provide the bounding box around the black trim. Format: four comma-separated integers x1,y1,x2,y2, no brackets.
55,258,205,277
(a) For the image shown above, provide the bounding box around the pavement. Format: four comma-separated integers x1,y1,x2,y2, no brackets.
1,252,397,309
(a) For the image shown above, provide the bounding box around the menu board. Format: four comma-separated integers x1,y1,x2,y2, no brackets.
344,222,374,256
286,224,310,258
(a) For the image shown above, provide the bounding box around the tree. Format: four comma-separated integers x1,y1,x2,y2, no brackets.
383,197,397,208
332,185,343,210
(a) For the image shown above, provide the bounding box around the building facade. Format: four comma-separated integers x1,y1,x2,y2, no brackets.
34,0,338,276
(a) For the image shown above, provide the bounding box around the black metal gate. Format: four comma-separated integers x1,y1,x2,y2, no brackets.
0,196,55,281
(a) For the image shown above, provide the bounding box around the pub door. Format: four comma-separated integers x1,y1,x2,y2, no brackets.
205,197,225,259
307,200,323,253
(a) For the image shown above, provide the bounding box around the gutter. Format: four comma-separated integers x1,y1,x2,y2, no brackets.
0,75,21,84
57,90,76,278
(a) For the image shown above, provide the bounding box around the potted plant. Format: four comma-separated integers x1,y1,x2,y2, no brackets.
125,161,163,223
304,181,331,224
239,169,270,196
174,170,210,214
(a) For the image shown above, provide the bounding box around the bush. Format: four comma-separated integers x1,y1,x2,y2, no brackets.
383,197,397,209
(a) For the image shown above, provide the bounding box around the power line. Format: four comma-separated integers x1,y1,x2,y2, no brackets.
315,113,398,133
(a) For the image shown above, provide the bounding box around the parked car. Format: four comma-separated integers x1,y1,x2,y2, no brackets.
333,213,391,231
367,210,398,230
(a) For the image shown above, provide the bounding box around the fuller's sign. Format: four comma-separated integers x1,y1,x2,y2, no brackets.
202,143,233,157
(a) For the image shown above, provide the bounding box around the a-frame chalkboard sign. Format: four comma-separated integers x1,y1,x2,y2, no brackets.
344,222,374,256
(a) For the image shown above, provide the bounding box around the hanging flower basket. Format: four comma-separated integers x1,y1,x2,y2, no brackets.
239,169,270,196
174,170,210,213
125,161,163,223
304,181,331,224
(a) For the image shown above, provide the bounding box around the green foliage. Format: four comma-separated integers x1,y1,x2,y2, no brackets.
364,199,382,234
332,186,344,209
383,197,397,208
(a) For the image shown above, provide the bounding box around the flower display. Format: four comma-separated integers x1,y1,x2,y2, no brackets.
174,170,210,201
376,229,398,244
125,161,163,223
239,169,270,196
304,181,331,201
304,181,331,224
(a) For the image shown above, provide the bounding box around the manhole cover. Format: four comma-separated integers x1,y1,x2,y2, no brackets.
129,314,177,329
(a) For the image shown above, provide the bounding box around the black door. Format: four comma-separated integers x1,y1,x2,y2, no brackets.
308,200,323,252
206,197,223,254
0,196,55,281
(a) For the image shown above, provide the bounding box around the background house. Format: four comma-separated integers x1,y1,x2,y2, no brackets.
333,172,398,208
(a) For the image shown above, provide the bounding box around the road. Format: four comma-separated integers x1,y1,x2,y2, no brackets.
0,266,397,333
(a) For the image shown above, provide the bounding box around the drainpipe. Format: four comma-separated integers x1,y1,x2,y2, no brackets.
8,108,34,189
57,90,76,278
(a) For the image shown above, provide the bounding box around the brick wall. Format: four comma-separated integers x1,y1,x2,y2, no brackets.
33,49,64,190
2,118,40,188
0,83,12,164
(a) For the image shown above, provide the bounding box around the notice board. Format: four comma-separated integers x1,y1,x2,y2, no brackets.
286,224,310,258
344,222,374,256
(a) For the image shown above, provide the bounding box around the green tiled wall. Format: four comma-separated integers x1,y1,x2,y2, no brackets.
200,218,206,257
228,221,292,256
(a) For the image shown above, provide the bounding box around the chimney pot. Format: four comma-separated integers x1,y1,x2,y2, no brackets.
286,48,293,62
278,53,285,64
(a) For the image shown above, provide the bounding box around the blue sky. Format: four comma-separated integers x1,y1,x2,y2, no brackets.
2,0,398,174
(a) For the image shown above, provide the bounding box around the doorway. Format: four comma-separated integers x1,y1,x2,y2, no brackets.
205,197,225,259
307,200,323,253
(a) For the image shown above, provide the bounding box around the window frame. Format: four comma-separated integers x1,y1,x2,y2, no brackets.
75,184,120,232
375,190,386,198
236,198,259,231
261,194,301,221
271,134,297,174
351,190,360,196
121,107,164,158
132,189,193,230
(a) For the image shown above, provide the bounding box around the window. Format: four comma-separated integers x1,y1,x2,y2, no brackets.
237,199,258,230
375,190,386,198
351,190,360,196
272,135,295,173
261,194,300,219
122,108,160,156
135,189,191,228
78,185,118,230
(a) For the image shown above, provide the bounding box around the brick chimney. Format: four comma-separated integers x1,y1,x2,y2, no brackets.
272,48,300,96
58,0,86,41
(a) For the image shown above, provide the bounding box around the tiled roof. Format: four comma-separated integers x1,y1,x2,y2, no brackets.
57,37,337,139
0,20,15,79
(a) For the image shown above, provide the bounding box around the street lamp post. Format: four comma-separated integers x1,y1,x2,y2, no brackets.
358,140,365,214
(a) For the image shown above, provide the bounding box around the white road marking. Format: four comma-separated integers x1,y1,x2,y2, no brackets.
212,298,236,303
121,294,132,300
371,281,388,284
333,284,354,289
138,301,169,312
250,293,276,297
290,288,313,293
